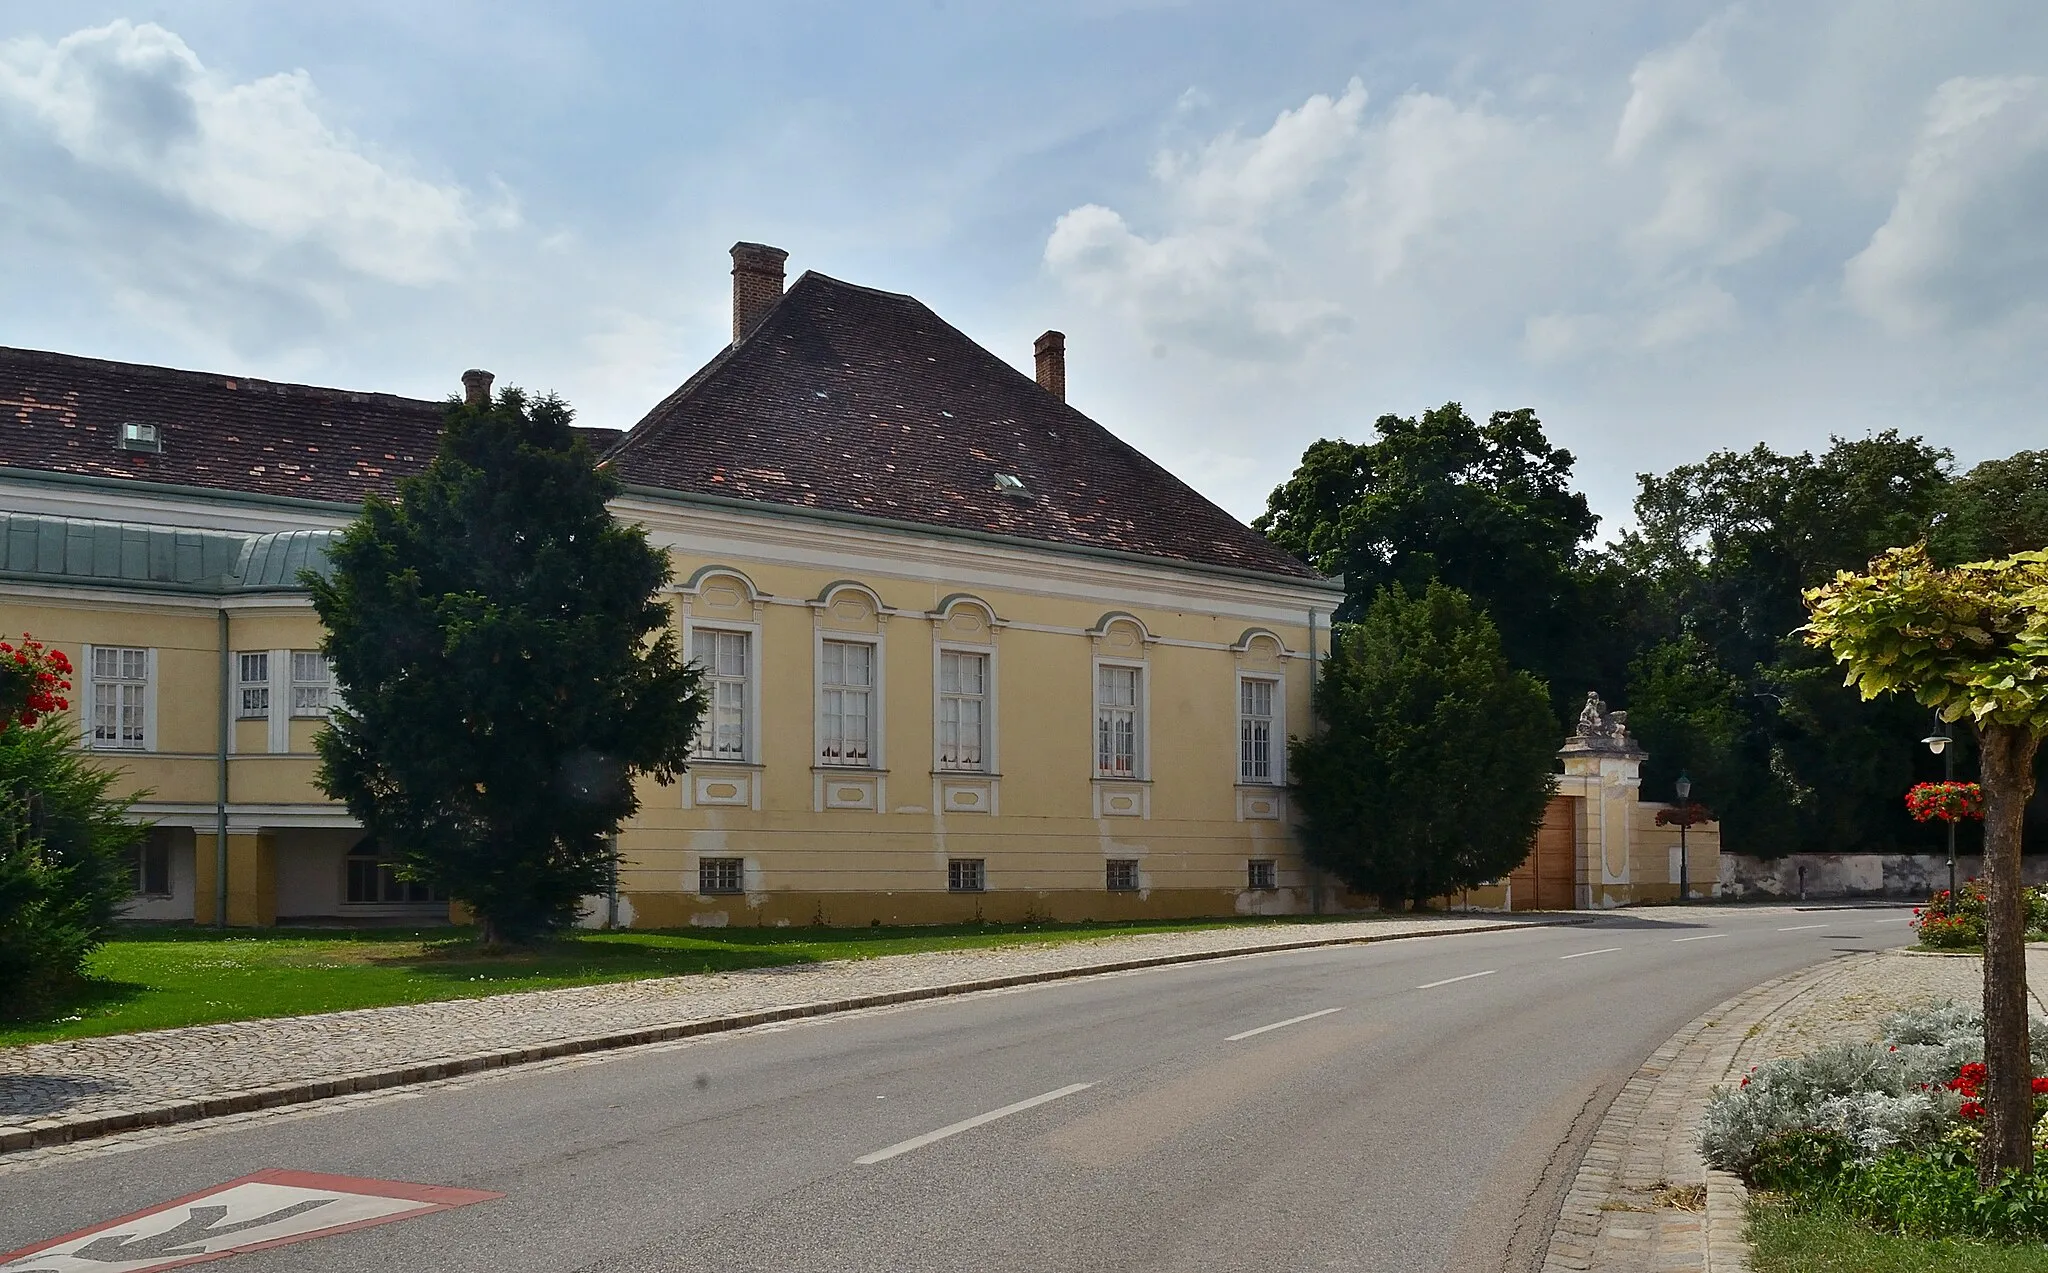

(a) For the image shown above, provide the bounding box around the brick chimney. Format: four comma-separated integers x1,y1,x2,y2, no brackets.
1034,330,1066,401
461,369,494,408
731,242,789,342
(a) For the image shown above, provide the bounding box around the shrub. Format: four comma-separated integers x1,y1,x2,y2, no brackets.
0,718,140,1019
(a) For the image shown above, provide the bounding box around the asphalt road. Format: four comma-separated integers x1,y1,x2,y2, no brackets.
0,903,1919,1273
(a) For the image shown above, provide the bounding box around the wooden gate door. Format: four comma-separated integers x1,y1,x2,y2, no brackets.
1508,795,1578,910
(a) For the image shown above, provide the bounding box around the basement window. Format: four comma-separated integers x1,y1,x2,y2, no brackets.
699,857,745,895
1247,859,1278,891
118,422,162,453
948,858,986,893
1106,859,1139,892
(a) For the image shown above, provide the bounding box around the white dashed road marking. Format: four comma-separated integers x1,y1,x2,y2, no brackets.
1225,1007,1343,1042
857,1083,1094,1165
1777,925,1825,932
1672,934,1728,943
1416,970,1497,990
1559,948,1622,960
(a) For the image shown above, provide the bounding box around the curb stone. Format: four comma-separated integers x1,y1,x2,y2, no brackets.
1,915,1579,1157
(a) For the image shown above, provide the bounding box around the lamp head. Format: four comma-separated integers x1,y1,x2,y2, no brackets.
1922,734,1950,756
1676,771,1692,801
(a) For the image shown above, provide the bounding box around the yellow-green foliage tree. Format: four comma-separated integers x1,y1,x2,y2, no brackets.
1805,545,2048,1184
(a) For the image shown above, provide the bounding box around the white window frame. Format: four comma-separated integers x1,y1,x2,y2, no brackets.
290,650,333,719
933,644,995,774
1092,659,1147,780
80,644,155,753
815,633,884,769
1237,673,1285,785
235,652,270,720
686,621,761,765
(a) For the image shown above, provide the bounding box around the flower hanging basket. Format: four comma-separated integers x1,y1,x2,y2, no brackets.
1656,801,1716,827
1905,780,1984,824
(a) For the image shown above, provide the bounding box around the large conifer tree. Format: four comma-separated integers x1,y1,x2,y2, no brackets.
309,386,702,944
1291,583,1560,908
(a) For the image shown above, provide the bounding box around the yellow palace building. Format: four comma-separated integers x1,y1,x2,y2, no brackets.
0,243,1344,928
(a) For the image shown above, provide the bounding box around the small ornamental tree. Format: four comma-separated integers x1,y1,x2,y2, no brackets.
309,386,704,946
1290,583,1560,908
1805,544,2048,1184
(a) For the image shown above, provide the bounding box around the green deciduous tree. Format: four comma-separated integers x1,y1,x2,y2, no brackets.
309,386,704,946
1254,404,1601,723
0,718,140,1019
1617,432,1958,857
1805,545,2048,1184
1290,583,1560,908
1932,451,2048,566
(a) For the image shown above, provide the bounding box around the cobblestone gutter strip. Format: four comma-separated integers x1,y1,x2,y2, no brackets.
0,915,1567,1157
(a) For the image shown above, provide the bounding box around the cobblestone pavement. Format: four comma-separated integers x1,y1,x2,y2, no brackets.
0,914,1523,1156
1544,948,2045,1273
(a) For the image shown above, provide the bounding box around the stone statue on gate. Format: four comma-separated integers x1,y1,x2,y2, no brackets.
1571,691,1638,753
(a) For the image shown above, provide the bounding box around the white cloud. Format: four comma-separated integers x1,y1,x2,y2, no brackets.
1845,74,2048,334
0,20,495,303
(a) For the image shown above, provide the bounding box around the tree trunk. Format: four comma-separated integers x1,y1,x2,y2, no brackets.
1976,720,2041,1187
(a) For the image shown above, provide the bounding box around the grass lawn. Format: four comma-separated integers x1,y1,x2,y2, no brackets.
2,914,1345,1047
1750,1201,2048,1273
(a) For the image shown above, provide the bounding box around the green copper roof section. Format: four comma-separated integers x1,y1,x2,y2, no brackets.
0,513,336,595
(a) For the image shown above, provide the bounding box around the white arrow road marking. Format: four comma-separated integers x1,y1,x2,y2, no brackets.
857,1083,1095,1165
0,1171,501,1273
1559,947,1622,960
1672,934,1728,943
1225,1007,1343,1042
1416,970,1496,989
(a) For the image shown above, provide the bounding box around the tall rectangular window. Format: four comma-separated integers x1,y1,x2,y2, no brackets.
237,652,270,719
90,646,149,750
290,651,332,717
1239,677,1277,783
820,639,874,766
1096,665,1142,777
692,629,750,761
127,834,172,897
937,650,987,771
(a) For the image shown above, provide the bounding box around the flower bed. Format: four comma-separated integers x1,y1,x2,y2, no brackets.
1702,1003,2048,1243
1911,880,2048,950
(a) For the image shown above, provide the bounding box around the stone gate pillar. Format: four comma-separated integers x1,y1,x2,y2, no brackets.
1558,692,1645,909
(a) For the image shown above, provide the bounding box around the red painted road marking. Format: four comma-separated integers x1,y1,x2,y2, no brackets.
0,1169,501,1272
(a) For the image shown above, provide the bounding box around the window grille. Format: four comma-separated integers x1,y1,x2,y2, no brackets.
1239,678,1276,783
90,646,148,750
699,857,745,895
692,630,750,760
290,651,332,717
937,650,987,771
1247,859,1278,891
948,858,986,892
1106,859,1139,892
820,639,874,766
1096,665,1141,776
237,652,270,719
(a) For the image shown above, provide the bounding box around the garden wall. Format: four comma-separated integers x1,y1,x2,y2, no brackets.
1719,851,2048,901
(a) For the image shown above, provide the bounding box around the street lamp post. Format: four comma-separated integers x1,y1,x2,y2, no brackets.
1676,771,1692,903
1921,722,1957,900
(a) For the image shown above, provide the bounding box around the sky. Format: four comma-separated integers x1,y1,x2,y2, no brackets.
1,1,2043,538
